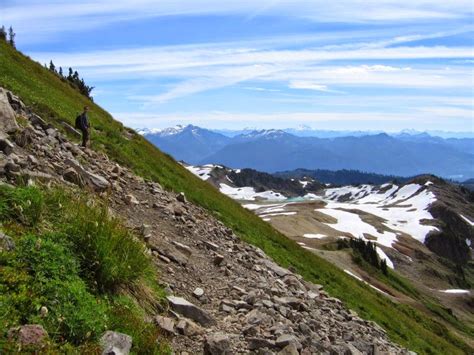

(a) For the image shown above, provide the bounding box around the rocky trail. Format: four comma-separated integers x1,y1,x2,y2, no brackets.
0,87,410,354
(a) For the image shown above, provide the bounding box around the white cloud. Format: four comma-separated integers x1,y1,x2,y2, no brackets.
113,108,473,132
288,81,344,93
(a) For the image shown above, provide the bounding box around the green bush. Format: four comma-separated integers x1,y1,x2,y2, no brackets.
1,233,108,344
0,185,167,352
60,202,149,292
0,184,44,226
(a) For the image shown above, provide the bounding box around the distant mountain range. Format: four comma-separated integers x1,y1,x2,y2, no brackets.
140,125,474,181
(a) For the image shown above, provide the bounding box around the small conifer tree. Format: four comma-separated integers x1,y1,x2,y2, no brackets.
8,26,16,47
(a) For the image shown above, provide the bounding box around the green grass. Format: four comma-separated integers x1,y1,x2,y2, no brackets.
0,40,472,354
0,184,169,353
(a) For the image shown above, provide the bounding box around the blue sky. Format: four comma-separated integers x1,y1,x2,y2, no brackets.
2,1,473,131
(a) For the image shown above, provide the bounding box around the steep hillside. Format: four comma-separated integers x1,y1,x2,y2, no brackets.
1,41,472,353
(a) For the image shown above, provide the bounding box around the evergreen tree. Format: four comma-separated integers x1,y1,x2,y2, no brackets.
59,67,64,77
0,26,6,41
49,60,56,73
8,26,16,47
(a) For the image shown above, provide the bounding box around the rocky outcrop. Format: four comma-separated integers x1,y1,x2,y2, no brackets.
0,88,19,134
0,87,409,354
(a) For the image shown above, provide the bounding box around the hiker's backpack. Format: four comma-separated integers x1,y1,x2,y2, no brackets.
75,114,82,129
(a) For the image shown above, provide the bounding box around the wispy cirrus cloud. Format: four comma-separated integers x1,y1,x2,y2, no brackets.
2,1,473,42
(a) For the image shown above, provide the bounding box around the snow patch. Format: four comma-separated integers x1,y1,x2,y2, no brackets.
439,289,470,294
219,183,287,201
186,165,214,181
303,233,328,239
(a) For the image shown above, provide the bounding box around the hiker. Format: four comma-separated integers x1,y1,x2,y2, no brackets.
76,106,90,148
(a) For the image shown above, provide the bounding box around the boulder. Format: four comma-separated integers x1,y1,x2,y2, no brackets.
8,324,48,347
63,167,85,186
155,315,175,334
0,88,19,134
203,333,231,355
261,259,290,277
64,158,110,192
167,296,216,327
100,331,132,355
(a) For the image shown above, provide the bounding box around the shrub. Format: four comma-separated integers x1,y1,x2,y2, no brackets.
1,233,108,344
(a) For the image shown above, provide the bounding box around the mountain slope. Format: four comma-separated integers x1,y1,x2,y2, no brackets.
0,41,471,354
203,132,474,178
141,125,230,164
275,168,412,186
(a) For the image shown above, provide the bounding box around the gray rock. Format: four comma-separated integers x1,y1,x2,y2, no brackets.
176,318,204,336
177,192,187,203
274,296,302,310
278,343,299,355
213,253,225,266
0,136,14,155
86,172,110,192
6,91,26,112
125,194,139,205
155,315,175,334
15,127,34,147
28,113,48,130
204,241,219,251
193,287,205,298
100,331,132,355
203,333,231,355
261,259,290,277
5,161,20,173
248,337,276,350
167,295,216,327
0,88,19,134
63,167,85,186
276,334,298,348
0,232,15,252
7,324,48,346
64,158,110,192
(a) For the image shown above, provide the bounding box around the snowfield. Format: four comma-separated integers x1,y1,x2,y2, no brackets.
186,165,442,269
185,164,218,181
219,183,287,201
321,183,438,244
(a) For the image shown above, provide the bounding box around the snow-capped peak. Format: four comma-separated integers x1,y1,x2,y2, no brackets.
239,129,289,140
138,125,189,137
